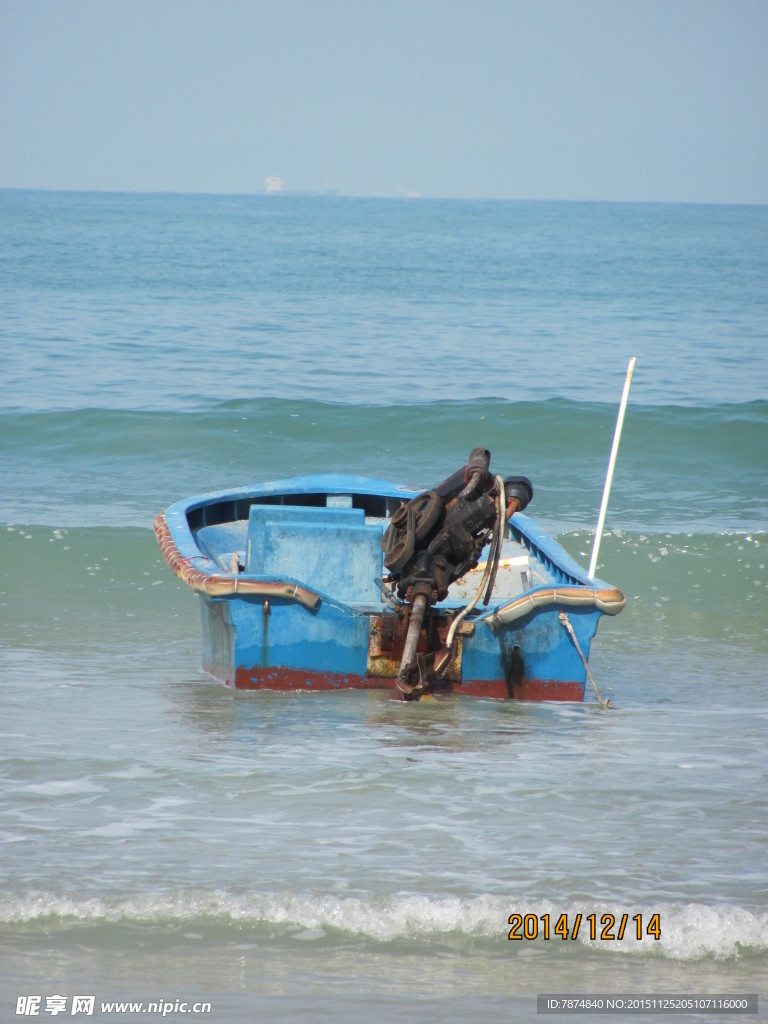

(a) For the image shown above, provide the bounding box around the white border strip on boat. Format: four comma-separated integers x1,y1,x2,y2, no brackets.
154,513,322,611
484,585,626,631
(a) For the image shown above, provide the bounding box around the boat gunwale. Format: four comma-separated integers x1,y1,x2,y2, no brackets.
156,473,625,615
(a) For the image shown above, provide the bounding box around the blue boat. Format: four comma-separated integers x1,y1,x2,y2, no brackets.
155,452,625,702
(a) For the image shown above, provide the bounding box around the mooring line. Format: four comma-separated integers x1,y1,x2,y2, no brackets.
558,611,613,709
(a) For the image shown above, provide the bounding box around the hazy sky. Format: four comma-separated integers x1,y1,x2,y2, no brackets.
1,0,766,203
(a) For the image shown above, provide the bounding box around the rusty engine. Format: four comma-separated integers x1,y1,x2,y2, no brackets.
381,448,533,697
382,447,533,604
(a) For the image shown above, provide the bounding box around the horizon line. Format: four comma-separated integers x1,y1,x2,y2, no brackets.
1,185,766,208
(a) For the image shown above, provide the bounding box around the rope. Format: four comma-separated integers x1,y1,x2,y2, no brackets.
445,475,506,653
483,475,506,605
558,611,613,709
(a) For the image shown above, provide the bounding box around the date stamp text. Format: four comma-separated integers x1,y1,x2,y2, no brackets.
508,912,661,942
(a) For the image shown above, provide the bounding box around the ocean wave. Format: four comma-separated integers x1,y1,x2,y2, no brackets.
3,892,766,961
2,398,765,534
3,523,763,640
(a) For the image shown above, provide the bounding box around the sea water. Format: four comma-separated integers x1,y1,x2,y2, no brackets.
1,191,766,1022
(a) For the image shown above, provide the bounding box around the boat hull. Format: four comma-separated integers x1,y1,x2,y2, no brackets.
197,588,597,702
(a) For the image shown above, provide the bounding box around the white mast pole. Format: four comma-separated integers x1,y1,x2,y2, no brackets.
589,357,636,579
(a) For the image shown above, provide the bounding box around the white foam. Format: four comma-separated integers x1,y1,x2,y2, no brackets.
646,903,768,961
2,893,766,961
17,777,106,796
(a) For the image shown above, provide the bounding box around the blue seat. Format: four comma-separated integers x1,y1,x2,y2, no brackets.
246,504,384,605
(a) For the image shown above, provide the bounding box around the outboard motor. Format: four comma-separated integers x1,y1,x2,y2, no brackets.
382,449,532,698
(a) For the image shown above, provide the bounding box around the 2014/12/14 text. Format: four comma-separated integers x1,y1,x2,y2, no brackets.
507,912,661,942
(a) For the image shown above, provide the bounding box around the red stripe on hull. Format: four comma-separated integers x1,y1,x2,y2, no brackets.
231,666,583,701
